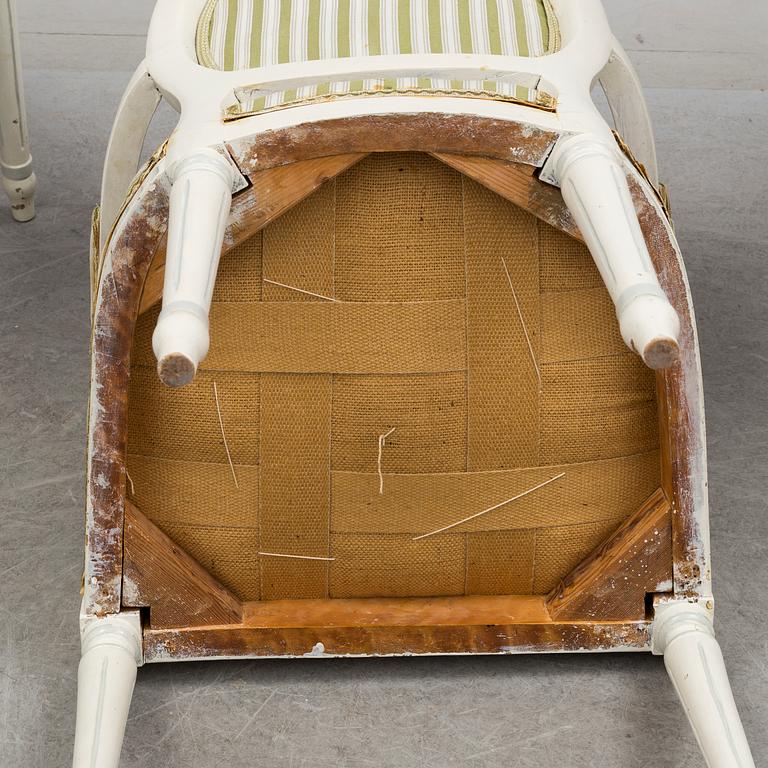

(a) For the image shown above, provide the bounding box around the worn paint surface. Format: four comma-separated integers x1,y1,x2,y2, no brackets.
226,113,560,173
142,619,651,663
84,161,171,616
627,171,709,601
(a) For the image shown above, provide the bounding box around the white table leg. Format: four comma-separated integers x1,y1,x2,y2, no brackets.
0,0,35,222
72,611,143,768
653,602,755,768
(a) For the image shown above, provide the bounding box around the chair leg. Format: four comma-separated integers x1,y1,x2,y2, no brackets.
72,611,143,768
0,0,35,222
151,148,236,388
653,602,755,768
547,133,679,369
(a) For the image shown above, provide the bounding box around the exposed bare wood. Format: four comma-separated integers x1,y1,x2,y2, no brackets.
141,594,651,661
122,501,243,629
629,174,706,597
432,153,581,239
227,114,560,174
85,159,170,616
138,153,366,314
547,489,672,621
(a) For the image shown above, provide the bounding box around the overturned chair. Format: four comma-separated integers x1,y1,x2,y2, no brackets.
80,1,755,766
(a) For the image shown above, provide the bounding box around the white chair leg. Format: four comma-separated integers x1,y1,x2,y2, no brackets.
72,611,143,768
151,148,236,387
653,602,755,768
548,134,680,369
0,0,35,222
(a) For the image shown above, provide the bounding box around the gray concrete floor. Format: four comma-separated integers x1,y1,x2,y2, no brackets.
1,1,766,766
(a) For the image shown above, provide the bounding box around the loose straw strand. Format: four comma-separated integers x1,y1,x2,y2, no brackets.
125,470,135,497
258,552,336,562
413,472,565,541
501,256,542,390
377,427,396,495
263,278,338,302
213,380,239,489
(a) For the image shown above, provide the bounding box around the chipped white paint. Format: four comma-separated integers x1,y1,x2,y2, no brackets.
120,573,143,608
624,158,711,601
303,642,327,657
84,158,171,617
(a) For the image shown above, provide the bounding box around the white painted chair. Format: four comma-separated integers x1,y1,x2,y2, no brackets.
79,2,755,766
0,0,35,221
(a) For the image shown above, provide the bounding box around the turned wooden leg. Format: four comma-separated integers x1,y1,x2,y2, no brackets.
151,148,235,388
653,602,755,768
72,611,143,768
549,134,679,369
0,0,35,222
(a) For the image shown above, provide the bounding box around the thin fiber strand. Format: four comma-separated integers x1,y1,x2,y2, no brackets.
501,255,542,389
377,427,396,494
213,380,239,489
263,277,338,302
258,551,336,561
413,472,565,540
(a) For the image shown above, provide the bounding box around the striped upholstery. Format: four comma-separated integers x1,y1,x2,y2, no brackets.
196,0,559,117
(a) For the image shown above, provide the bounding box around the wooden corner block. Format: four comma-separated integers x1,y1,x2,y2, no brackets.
546,488,672,621
431,152,580,239
122,501,243,629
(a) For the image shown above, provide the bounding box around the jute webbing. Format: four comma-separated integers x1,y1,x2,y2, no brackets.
212,230,263,302
128,367,260,465
538,220,603,292
466,529,536,595
540,288,625,363
126,151,661,602
126,454,259,529
330,532,466,599
134,301,467,374
331,373,467,474
259,374,332,599
263,180,335,302
335,153,466,302
330,451,659,535
464,179,540,471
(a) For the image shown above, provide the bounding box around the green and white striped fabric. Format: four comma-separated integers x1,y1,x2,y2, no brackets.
196,0,559,117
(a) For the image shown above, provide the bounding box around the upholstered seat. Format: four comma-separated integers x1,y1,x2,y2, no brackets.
196,0,559,115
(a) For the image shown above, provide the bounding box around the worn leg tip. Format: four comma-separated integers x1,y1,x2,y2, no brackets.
642,337,680,369
157,353,196,388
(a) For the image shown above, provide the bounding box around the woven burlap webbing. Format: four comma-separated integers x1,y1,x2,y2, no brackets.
127,152,661,600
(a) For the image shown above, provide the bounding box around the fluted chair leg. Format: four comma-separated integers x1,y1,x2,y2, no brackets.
653,602,755,768
72,611,143,768
151,148,236,387
548,134,680,369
